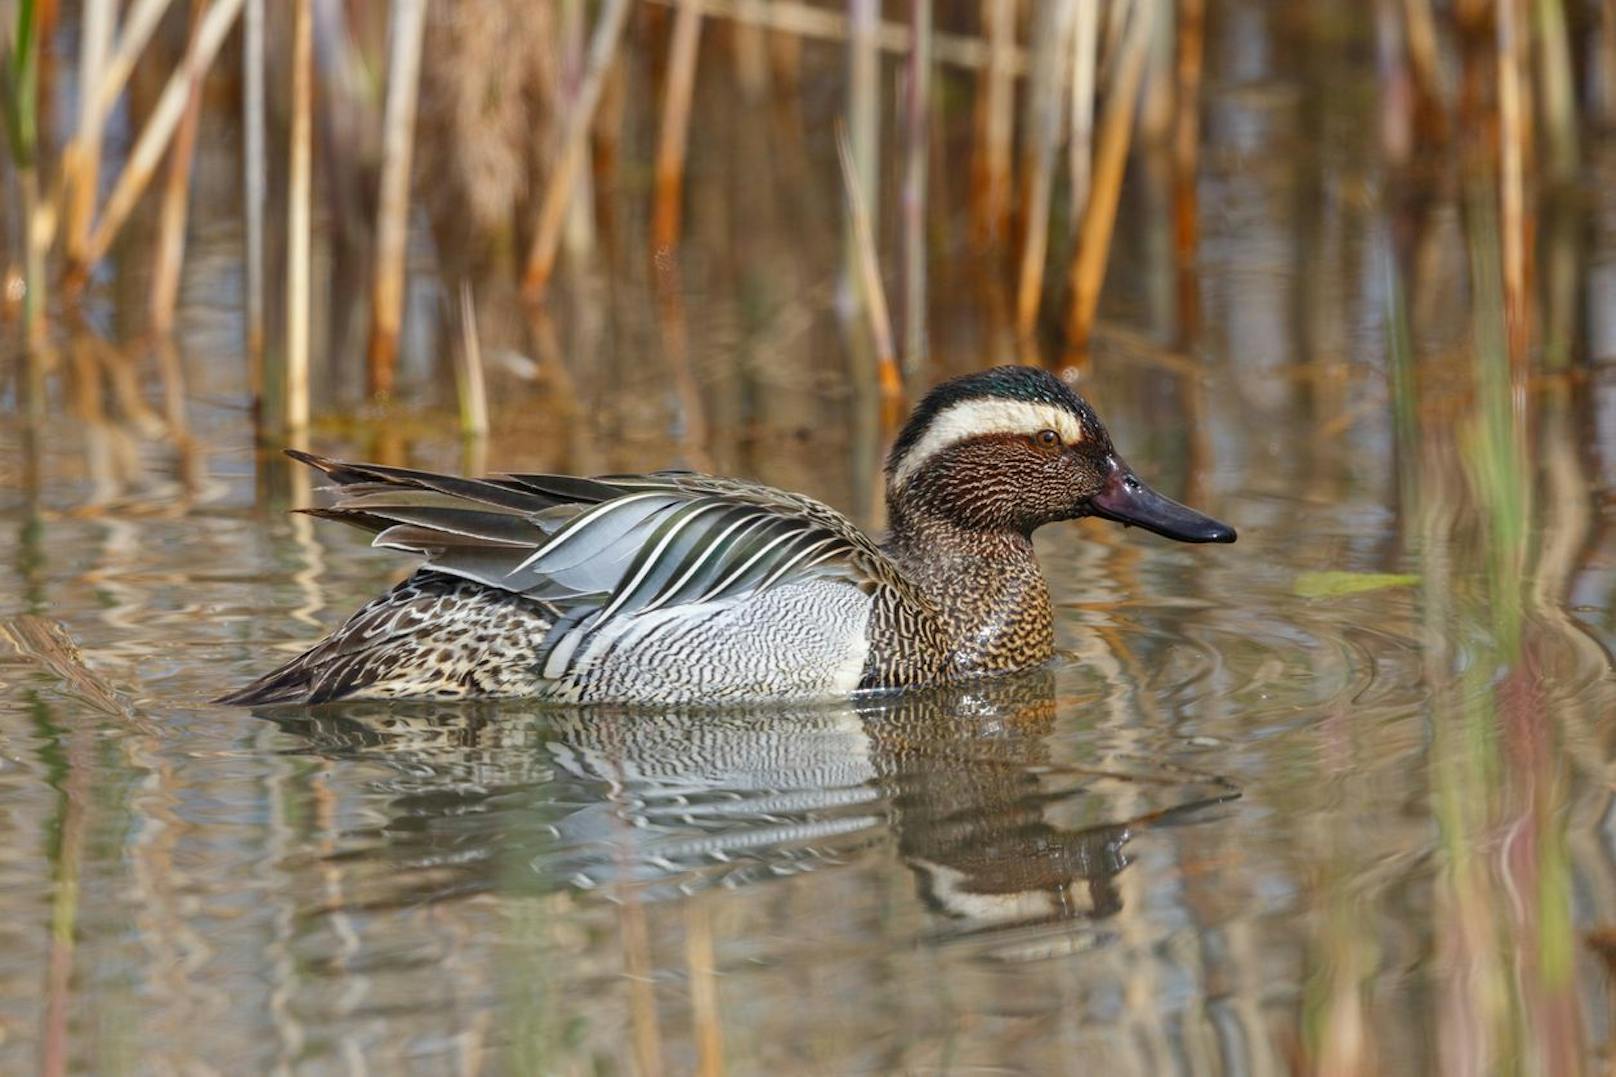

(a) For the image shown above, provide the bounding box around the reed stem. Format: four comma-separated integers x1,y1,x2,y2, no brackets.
835,123,902,410
520,0,632,302
902,0,932,376
150,0,209,338
455,281,489,440
1172,0,1203,337
1069,0,1099,228
93,0,176,119
844,0,879,317
1495,0,1530,368
1015,0,1076,339
973,0,1016,246
652,0,704,252
3,0,44,352
366,0,428,398
243,0,265,420
79,0,244,278
1532,0,1577,185
1065,0,1151,352
63,0,111,269
285,0,313,438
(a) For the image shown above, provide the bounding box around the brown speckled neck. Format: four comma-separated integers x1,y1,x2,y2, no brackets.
883,505,1055,679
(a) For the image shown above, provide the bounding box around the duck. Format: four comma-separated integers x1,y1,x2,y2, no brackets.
219,366,1235,706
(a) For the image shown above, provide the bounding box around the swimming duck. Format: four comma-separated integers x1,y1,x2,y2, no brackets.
220,366,1234,706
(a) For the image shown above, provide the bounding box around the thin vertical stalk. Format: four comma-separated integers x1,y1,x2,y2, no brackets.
1533,0,1577,185
844,0,879,314
150,0,209,338
1495,0,1530,369
902,0,932,376
366,0,428,398
1172,0,1204,338
1015,0,1076,339
836,123,902,411
20,168,47,358
652,0,703,252
3,0,45,353
973,0,1015,246
63,0,112,268
243,0,265,415
520,0,633,301
1065,0,1151,352
93,0,177,118
684,896,725,1077
285,0,313,438
1402,0,1448,138
79,0,245,275
455,282,489,440
1069,0,1099,227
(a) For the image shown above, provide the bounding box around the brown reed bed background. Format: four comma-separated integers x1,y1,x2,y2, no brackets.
0,0,1612,448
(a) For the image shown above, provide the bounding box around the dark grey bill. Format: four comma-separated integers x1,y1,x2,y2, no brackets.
1088,456,1236,544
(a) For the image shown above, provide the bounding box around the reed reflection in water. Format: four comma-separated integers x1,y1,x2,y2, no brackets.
259,672,1242,1072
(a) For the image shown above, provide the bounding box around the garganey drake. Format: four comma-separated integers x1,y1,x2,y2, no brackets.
220,366,1235,706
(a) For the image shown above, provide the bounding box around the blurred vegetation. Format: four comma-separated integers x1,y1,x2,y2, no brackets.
1,0,1610,444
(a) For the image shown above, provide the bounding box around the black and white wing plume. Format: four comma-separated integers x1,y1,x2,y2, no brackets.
290,450,897,628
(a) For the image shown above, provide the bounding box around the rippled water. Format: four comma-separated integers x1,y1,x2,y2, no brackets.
5,7,1616,1075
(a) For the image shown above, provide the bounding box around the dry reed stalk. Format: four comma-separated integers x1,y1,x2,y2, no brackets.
455,281,489,439
285,0,312,437
973,0,1016,246
1172,0,1203,338
92,0,175,117
519,0,632,302
366,0,428,398
645,0,1028,74
78,0,243,277
149,0,209,338
1065,0,1151,352
20,169,47,356
845,0,879,317
561,2,604,259
1495,0,1530,367
652,0,704,252
1015,0,1077,339
835,123,903,410
1533,0,1577,184
683,897,725,1077
62,0,112,268
902,0,932,377
243,0,265,412
1069,0,1099,225
4,0,45,355
1139,0,1177,142
1401,0,1447,139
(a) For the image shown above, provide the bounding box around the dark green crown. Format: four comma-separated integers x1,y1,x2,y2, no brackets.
886,366,1104,476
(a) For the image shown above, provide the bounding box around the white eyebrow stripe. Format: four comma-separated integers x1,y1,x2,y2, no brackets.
888,399,1086,487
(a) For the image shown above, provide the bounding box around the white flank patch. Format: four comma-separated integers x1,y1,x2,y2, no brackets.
911,859,1093,923
889,399,1086,488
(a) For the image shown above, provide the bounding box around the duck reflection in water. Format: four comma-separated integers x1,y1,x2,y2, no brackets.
264,670,1236,938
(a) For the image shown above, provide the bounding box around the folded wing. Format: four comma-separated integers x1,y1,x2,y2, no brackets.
290,450,891,626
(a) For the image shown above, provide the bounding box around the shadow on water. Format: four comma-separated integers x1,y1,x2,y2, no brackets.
262,672,1239,947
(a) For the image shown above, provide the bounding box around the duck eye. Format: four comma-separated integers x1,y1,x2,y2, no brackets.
1035,429,1061,449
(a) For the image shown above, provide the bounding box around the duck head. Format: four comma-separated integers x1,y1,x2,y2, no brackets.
885,366,1236,543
